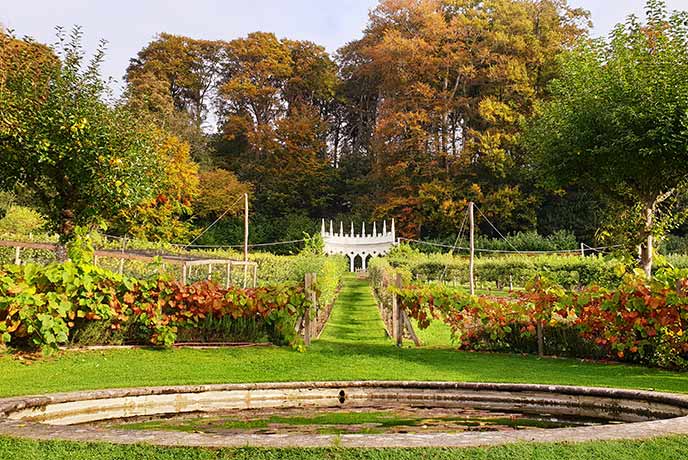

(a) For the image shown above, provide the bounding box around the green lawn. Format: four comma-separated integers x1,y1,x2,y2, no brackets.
1,275,687,458
1,436,688,460
412,318,455,348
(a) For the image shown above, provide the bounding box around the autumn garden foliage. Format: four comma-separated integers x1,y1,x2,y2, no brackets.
371,259,688,369
0,258,312,350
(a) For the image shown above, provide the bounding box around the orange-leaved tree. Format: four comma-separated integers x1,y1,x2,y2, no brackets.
112,133,199,242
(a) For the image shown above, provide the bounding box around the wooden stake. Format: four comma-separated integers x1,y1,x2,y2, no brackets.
304,273,312,346
469,201,475,296
226,263,232,289
310,273,317,337
14,247,20,265
392,273,403,347
392,284,399,345
243,193,249,262
537,322,544,357
182,262,188,285
402,311,421,347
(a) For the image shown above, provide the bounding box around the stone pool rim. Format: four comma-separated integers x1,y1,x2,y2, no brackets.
0,381,687,448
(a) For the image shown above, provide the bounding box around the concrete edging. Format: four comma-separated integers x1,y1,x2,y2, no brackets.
0,381,687,448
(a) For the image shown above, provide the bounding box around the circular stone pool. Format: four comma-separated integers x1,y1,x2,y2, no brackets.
1,381,687,448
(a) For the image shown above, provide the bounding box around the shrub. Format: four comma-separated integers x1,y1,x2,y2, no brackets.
409,230,579,254
389,271,688,370
0,206,46,237
661,234,688,255
386,244,626,289
0,260,311,350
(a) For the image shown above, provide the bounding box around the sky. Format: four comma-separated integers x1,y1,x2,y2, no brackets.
2,0,687,95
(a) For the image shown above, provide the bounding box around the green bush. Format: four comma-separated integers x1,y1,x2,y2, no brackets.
0,260,313,350
0,206,46,237
661,234,688,255
390,272,688,370
409,230,579,253
385,244,626,289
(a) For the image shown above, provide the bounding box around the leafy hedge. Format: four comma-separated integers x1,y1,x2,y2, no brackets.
383,244,688,289
392,271,688,369
410,230,580,253
86,234,348,305
0,261,311,350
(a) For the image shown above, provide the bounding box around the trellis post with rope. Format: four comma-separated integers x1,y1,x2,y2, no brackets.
243,192,249,287
469,201,475,296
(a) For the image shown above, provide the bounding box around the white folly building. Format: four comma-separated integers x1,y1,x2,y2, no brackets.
321,219,397,272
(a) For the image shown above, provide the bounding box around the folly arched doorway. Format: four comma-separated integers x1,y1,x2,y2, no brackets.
322,219,397,272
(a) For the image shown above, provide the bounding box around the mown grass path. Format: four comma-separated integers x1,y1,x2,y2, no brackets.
318,274,389,345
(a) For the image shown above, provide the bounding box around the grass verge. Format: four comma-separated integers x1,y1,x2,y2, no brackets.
1,436,688,460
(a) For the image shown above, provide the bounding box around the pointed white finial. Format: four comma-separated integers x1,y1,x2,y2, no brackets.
351,221,355,237
321,219,325,235
373,222,377,236
340,221,344,236
329,220,333,235
383,220,387,235
362,221,366,237
391,218,396,240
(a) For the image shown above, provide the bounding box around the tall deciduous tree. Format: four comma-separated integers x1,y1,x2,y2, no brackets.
126,33,224,129
125,34,224,165
194,168,252,219
217,32,339,218
112,133,200,242
525,0,688,276
0,27,165,240
337,0,589,237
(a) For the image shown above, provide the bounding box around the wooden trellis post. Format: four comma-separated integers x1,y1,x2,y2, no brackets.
309,273,318,337
14,247,21,265
537,322,544,357
304,273,313,346
535,276,544,357
392,273,403,347
469,201,475,296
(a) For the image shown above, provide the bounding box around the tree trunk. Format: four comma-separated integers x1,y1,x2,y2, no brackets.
640,202,654,279
55,244,68,263
56,208,75,262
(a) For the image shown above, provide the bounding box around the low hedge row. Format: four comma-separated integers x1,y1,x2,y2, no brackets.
392,271,688,369
383,244,688,289
0,261,311,350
